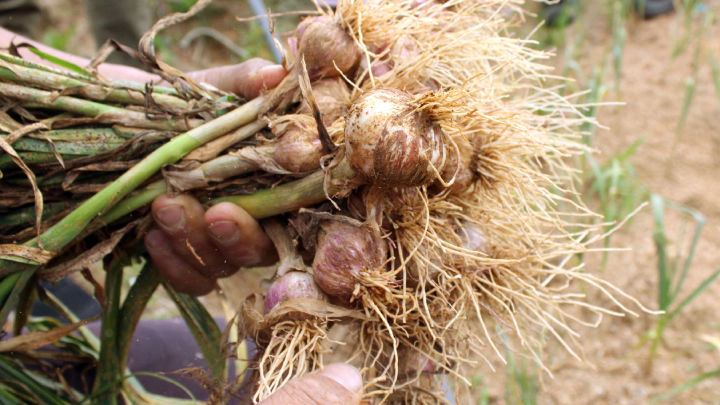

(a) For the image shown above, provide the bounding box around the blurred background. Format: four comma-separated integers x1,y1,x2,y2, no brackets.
3,0,720,403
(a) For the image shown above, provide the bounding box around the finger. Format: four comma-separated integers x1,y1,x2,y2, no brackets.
151,194,238,278
144,229,216,296
187,58,288,99
205,203,278,268
232,58,287,99
258,363,363,405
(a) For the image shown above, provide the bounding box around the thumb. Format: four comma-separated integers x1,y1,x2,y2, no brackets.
258,363,363,405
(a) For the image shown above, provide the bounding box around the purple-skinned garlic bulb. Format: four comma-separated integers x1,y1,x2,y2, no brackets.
291,16,362,80
312,220,388,301
264,271,328,316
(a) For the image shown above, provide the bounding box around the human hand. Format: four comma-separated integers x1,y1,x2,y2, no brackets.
187,58,287,98
143,59,288,295
258,363,363,405
144,195,278,295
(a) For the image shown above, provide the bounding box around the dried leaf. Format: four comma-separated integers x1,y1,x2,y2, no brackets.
62,182,110,195
299,58,336,153
264,298,370,327
0,136,44,244
165,168,211,192
0,244,53,264
0,314,100,352
186,240,206,266
231,146,311,177
87,39,139,72
0,110,22,133
61,172,81,190
73,160,140,171
81,268,106,307
137,0,216,100
38,130,65,168
185,119,266,162
38,220,139,282
261,218,309,277
298,208,364,228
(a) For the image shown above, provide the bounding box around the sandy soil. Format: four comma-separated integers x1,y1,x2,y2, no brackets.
21,0,720,403
472,7,720,405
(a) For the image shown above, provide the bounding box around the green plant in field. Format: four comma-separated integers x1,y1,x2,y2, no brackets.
609,0,633,88
711,53,720,104
153,35,178,67
578,64,610,147
0,257,228,404
505,352,539,405
469,375,491,405
237,21,274,61
41,26,77,53
584,138,648,272
651,334,720,403
167,0,200,13
536,0,580,49
670,2,716,150
500,332,540,405
640,195,720,369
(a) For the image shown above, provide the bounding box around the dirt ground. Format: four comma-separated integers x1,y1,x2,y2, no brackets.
472,5,720,405
22,0,720,403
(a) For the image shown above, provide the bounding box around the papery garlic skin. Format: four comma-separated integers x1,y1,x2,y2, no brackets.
264,271,328,315
271,117,324,173
296,77,351,127
312,220,388,300
370,35,419,77
460,222,489,254
345,88,446,188
295,16,362,80
439,134,479,191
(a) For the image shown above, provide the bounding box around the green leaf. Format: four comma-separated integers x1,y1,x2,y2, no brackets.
0,356,74,404
651,195,671,311
78,371,198,405
711,53,720,104
215,95,238,104
0,270,34,327
41,289,101,351
667,267,720,322
12,276,35,337
0,387,24,405
93,257,127,405
675,77,696,138
163,283,227,383
27,47,92,77
668,202,706,303
118,262,162,371
651,367,720,403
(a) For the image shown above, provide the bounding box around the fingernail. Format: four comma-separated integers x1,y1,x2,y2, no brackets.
155,206,185,231
317,364,363,393
207,221,240,243
257,65,286,77
145,229,169,249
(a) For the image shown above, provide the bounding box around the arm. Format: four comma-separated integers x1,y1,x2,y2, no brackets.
0,27,286,98
0,27,159,84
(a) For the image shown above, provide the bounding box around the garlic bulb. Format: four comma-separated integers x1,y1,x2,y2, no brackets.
264,271,328,315
296,77,351,127
271,115,325,173
312,220,388,300
294,16,361,80
345,88,446,188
